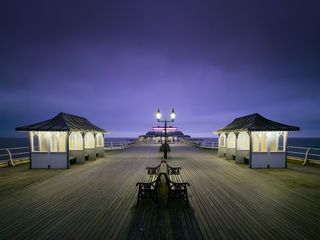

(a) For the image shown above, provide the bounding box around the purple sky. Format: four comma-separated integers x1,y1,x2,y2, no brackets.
1,0,320,137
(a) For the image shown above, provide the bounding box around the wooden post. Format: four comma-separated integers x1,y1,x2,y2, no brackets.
235,132,239,161
29,132,32,169
67,132,70,169
249,131,252,168
225,133,228,158
284,131,288,168
82,132,86,158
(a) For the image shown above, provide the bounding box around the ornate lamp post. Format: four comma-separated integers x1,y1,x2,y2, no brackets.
156,108,176,159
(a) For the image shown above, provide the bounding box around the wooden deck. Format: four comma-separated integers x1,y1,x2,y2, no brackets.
0,143,319,240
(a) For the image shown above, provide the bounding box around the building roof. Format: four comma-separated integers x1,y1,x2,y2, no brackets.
140,128,190,138
16,112,106,132
145,130,187,137
216,113,299,132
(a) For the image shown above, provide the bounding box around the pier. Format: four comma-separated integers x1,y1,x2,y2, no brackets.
0,143,319,240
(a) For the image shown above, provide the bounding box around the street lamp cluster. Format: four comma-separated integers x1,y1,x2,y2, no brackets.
156,108,176,159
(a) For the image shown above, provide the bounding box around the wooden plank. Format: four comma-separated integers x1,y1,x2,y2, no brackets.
0,143,319,240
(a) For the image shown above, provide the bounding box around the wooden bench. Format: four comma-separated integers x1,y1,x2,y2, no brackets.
146,164,161,175
161,160,181,174
84,154,89,161
166,174,190,207
69,157,76,165
244,156,249,164
136,161,190,207
161,160,190,207
136,173,160,207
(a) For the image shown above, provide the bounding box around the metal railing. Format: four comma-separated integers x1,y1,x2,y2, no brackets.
0,140,138,167
287,146,320,165
189,140,219,150
189,140,320,166
0,147,30,167
104,140,137,150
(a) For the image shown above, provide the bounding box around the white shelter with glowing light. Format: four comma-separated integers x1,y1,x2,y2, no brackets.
16,112,107,169
216,113,299,168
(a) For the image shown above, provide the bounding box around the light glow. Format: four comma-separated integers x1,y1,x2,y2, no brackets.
156,108,161,120
170,108,176,120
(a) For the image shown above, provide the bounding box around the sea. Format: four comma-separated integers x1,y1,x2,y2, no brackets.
0,137,137,149
192,137,320,161
0,137,319,161
0,137,137,162
192,137,320,149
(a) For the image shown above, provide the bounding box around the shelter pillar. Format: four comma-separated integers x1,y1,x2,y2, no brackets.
67,132,70,169
226,132,236,160
249,132,253,168
234,132,238,161
84,132,96,160
218,133,227,157
284,131,288,168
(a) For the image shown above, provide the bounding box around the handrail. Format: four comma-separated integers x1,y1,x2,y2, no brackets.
287,146,320,151
0,140,137,167
189,140,218,150
6,149,15,166
303,148,312,166
104,140,137,150
0,147,29,151
0,147,30,167
189,140,320,165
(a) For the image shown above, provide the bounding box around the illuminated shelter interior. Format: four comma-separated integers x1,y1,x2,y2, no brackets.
216,113,299,169
16,112,107,169
139,126,190,142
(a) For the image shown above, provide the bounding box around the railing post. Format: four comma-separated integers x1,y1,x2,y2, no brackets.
111,142,113,150
6,149,15,167
303,148,312,166
212,142,214,150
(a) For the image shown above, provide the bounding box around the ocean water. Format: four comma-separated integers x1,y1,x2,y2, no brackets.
0,137,137,161
0,137,137,149
192,137,320,148
192,137,320,161
1,137,319,161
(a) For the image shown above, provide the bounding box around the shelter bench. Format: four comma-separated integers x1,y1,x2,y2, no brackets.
244,156,249,164
136,171,160,207
136,160,190,207
69,157,76,165
166,172,190,207
161,160,181,175
146,164,161,175
84,154,89,161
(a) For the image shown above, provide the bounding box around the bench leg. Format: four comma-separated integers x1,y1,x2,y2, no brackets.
167,190,190,207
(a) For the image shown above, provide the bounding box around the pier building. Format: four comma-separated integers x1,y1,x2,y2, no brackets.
139,126,190,142
216,113,299,168
16,112,107,169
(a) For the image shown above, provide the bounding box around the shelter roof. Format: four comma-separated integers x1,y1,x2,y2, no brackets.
216,113,299,132
145,130,186,136
16,112,106,132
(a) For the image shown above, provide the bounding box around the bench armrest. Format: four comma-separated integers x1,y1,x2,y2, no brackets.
167,178,190,188
146,165,160,175
136,177,160,188
167,166,181,175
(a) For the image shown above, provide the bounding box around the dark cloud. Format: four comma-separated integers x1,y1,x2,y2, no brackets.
1,0,319,137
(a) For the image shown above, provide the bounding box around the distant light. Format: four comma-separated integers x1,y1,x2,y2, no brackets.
156,108,161,120
170,108,176,120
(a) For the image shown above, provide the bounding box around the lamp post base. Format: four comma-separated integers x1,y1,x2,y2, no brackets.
160,143,171,152
164,150,167,159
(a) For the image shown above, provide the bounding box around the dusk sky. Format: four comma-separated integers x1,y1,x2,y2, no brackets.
1,0,319,137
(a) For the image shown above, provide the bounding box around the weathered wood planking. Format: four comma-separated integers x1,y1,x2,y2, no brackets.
0,143,319,240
